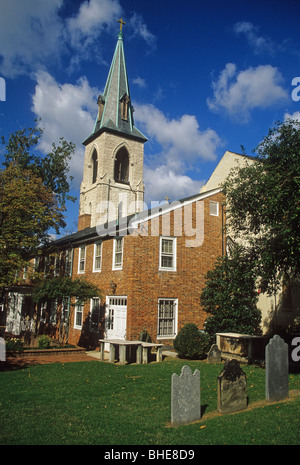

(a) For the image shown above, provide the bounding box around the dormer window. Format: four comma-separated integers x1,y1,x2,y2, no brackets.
114,147,129,184
92,149,98,184
120,94,130,121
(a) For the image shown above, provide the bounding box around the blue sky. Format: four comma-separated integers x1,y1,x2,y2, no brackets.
0,0,300,236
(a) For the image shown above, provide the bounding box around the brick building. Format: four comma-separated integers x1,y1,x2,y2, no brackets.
4,26,226,348
53,188,224,347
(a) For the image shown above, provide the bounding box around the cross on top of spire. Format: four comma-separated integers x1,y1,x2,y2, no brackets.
118,18,126,31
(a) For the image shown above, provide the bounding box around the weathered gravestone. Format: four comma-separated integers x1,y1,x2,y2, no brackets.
265,334,289,402
171,365,201,426
207,344,222,364
0,337,5,361
217,359,247,414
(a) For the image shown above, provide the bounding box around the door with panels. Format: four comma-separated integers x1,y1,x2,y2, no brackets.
105,296,127,347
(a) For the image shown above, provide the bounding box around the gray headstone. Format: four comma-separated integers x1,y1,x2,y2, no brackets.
171,365,201,426
265,334,289,402
217,359,247,414
0,337,5,361
207,344,222,363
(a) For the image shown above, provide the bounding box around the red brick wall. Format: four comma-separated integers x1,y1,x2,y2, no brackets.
67,192,225,347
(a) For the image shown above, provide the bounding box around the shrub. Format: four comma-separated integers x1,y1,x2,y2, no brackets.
38,335,51,349
173,323,211,359
5,337,23,352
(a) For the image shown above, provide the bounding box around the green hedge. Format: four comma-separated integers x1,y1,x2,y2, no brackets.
173,323,211,359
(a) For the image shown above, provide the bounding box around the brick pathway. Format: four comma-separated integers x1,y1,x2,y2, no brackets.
1,351,99,371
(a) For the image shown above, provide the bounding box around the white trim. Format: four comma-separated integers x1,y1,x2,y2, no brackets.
157,298,178,339
74,300,83,330
209,200,219,216
93,241,102,272
130,187,222,229
112,237,123,270
159,236,177,272
78,245,86,274
89,297,101,333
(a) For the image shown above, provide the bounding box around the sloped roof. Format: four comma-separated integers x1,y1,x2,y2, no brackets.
52,187,222,248
83,31,147,145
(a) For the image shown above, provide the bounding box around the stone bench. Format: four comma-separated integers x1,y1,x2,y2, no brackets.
99,339,164,365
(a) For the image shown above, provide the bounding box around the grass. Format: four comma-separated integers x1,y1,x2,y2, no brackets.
0,357,299,445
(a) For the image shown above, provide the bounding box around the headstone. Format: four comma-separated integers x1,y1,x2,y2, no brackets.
171,365,201,426
217,359,247,414
265,334,289,402
0,337,5,361
207,344,221,363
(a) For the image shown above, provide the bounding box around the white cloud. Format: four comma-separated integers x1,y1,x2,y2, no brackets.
0,0,155,77
233,22,275,55
207,63,288,122
32,70,99,186
66,0,122,48
134,103,222,201
132,76,147,88
284,111,300,123
0,0,64,77
144,166,204,203
134,103,220,164
127,12,156,49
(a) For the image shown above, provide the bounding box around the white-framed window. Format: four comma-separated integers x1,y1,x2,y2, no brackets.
74,300,84,329
54,254,61,276
159,237,176,271
209,200,219,216
65,249,73,276
93,241,102,272
40,302,47,323
157,299,178,339
113,237,123,270
50,301,57,325
78,246,86,274
61,297,70,324
90,297,101,332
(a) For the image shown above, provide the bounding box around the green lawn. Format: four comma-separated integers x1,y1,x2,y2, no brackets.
0,357,299,445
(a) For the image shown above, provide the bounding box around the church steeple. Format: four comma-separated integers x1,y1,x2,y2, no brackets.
79,20,147,230
83,20,147,146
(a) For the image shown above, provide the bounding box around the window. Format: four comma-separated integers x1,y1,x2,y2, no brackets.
209,200,219,216
120,94,130,121
114,147,129,184
65,249,73,276
50,301,57,325
108,308,114,330
40,302,47,323
91,149,98,184
78,246,86,273
93,241,102,272
113,238,123,270
54,254,60,277
159,237,176,271
74,301,84,329
157,299,177,338
90,298,101,332
61,297,70,324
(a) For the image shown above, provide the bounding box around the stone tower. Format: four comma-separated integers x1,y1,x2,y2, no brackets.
78,23,147,231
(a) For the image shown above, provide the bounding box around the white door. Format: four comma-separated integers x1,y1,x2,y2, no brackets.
105,296,127,345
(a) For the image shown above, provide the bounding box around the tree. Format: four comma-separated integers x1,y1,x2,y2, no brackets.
223,119,300,294
32,276,102,306
0,124,76,290
200,248,262,340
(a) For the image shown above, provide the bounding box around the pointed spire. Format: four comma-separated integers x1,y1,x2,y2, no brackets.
83,20,147,145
